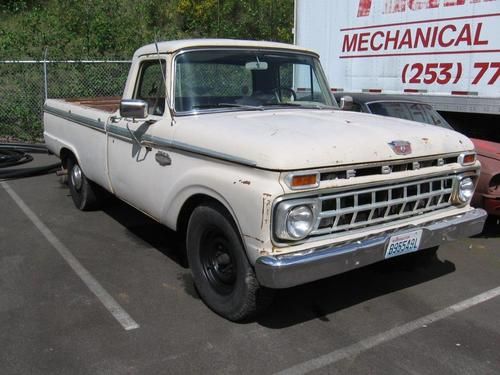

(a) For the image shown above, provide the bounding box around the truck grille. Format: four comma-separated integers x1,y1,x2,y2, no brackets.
311,175,454,236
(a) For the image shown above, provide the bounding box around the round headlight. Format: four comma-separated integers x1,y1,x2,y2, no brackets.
458,177,474,203
286,205,314,239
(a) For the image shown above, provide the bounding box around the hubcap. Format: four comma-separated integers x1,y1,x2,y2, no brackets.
71,164,83,191
201,231,236,295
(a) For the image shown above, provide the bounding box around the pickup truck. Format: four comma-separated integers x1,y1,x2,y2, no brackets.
44,39,487,321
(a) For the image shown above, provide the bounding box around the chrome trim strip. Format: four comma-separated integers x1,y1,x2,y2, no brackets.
106,124,258,167
44,105,106,133
45,108,257,167
256,208,487,288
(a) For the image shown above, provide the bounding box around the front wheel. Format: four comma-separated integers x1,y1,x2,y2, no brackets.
186,204,274,321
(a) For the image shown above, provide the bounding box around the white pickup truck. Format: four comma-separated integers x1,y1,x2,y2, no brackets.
44,39,487,321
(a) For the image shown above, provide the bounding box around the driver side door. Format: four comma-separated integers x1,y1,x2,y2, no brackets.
107,57,175,220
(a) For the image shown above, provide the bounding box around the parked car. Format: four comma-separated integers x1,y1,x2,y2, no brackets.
334,92,500,217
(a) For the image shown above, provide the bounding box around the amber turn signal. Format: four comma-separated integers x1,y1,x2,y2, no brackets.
459,152,476,166
291,174,318,188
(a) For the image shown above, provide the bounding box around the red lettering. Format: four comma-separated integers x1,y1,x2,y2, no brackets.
408,0,439,10
384,30,400,50
357,0,372,17
443,0,465,6
342,34,358,52
384,0,406,13
414,27,431,48
381,0,495,15
398,29,413,49
430,26,439,47
454,24,472,46
438,24,456,47
473,23,488,45
370,31,384,51
358,32,370,51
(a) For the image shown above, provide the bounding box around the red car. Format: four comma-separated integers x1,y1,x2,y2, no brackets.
334,93,500,217
470,139,500,217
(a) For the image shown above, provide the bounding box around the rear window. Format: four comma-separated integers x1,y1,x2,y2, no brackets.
368,102,452,129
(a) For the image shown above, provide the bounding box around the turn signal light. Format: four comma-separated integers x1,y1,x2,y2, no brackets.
459,153,476,166
291,174,318,187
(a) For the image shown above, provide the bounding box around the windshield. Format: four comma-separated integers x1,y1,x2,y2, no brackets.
174,50,336,113
367,101,453,129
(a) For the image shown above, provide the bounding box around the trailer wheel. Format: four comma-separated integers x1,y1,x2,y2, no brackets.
67,158,102,211
186,204,274,321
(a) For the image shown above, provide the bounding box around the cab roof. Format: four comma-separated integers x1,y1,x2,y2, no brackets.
133,39,318,58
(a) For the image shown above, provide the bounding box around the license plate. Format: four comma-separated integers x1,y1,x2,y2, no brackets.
385,230,423,259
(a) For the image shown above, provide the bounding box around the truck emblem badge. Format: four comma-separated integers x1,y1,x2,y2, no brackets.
388,140,412,155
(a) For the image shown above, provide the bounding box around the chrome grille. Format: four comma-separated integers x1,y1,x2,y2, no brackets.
311,175,454,236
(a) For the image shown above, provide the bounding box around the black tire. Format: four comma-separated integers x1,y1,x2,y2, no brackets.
186,204,274,321
67,158,102,211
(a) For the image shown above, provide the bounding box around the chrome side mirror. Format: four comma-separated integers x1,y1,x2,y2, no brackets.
340,96,354,110
120,99,148,119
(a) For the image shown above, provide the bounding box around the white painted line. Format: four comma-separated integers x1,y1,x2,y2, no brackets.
1,181,139,331
276,286,500,375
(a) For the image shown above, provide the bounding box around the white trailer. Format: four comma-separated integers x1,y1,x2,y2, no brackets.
294,0,500,115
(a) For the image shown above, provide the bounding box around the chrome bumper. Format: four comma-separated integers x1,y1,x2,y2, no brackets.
255,208,487,289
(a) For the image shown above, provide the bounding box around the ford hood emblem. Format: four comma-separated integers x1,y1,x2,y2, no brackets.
388,140,412,155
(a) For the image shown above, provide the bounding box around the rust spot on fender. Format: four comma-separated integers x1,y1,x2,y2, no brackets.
243,234,264,244
260,193,273,229
239,180,251,185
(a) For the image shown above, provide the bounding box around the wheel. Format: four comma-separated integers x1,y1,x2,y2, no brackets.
67,158,102,211
186,204,274,321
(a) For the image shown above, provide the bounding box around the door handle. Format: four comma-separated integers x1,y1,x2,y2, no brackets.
155,151,171,166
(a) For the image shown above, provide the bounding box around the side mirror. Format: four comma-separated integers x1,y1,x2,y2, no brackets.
339,96,354,110
120,99,148,119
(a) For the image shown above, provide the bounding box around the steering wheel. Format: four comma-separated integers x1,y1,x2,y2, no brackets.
272,87,297,103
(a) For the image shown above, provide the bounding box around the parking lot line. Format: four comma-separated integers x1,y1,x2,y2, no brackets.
274,285,500,375
1,181,140,331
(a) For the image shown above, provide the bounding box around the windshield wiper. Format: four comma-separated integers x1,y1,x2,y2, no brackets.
218,103,264,111
263,102,336,110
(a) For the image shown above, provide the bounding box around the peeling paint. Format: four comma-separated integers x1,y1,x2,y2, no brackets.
260,193,273,229
239,180,251,185
243,234,265,244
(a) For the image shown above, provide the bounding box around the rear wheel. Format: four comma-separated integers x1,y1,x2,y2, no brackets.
186,204,274,321
67,158,102,211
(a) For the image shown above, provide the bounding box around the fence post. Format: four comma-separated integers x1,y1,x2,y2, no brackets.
43,48,48,101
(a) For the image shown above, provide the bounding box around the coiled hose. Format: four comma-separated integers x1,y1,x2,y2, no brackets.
0,143,61,179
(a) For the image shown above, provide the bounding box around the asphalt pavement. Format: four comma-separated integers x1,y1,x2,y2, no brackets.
1,158,499,374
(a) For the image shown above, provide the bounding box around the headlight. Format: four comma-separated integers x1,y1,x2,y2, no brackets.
286,205,314,239
458,177,474,203
274,200,319,241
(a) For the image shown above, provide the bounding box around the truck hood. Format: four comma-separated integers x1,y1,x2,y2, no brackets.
173,109,474,170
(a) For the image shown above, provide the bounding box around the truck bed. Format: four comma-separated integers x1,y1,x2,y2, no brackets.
64,96,121,113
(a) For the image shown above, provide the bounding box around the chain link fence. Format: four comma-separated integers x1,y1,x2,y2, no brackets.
0,61,131,142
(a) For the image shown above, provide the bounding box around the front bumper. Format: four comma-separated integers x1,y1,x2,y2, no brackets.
255,208,487,288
